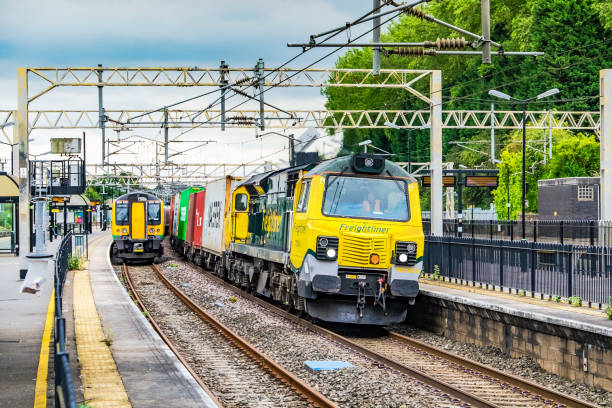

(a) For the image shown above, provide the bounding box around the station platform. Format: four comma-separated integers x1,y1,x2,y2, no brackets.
1,230,217,408
417,279,612,337
0,241,58,408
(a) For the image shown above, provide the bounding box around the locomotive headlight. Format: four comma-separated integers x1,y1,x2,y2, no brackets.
149,228,155,234
395,241,416,265
121,228,127,234
157,229,161,233
317,236,338,260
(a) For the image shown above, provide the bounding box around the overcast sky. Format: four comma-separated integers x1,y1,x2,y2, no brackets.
0,1,386,173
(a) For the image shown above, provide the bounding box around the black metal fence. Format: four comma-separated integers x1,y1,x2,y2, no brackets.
424,235,612,307
423,219,612,246
54,231,77,408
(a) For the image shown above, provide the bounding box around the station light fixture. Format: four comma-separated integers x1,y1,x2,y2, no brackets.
536,88,560,99
488,89,512,100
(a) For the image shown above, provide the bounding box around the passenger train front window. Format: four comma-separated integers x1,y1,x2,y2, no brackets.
116,202,129,225
148,202,161,224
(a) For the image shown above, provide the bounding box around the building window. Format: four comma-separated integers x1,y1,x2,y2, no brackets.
577,185,594,201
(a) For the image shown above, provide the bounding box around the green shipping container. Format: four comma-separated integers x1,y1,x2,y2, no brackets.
177,187,202,242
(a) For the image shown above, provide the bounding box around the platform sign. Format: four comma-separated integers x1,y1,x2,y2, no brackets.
52,196,70,203
51,208,60,213
422,176,456,187
51,138,81,154
465,176,499,187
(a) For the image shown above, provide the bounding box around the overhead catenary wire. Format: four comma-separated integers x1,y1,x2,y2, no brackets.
167,1,399,142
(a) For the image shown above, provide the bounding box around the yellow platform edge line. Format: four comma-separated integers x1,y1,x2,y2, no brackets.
73,235,131,408
34,289,55,408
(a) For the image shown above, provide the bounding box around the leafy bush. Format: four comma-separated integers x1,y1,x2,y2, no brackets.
605,296,612,320
67,256,85,270
432,265,441,280
552,295,561,303
568,296,582,307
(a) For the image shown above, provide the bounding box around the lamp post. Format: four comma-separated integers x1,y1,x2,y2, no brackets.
488,88,559,239
384,122,430,173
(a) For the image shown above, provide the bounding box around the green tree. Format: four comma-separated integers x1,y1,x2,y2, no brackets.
545,133,600,178
324,0,609,163
84,186,101,203
492,131,599,219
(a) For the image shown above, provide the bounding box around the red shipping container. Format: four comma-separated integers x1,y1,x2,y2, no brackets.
167,195,175,236
192,190,206,248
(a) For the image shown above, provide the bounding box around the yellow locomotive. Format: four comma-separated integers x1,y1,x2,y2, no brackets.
110,191,164,264
218,153,424,324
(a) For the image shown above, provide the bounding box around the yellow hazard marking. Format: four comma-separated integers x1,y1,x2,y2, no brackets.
346,274,357,279
73,265,131,407
33,289,55,408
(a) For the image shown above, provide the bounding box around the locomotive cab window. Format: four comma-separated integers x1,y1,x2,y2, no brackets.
297,180,311,213
235,193,248,212
115,202,129,225
322,176,410,221
148,202,161,224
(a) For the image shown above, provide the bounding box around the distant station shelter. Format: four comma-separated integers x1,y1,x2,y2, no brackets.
49,194,93,236
0,172,18,254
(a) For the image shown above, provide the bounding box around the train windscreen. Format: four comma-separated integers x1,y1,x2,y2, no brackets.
322,176,410,221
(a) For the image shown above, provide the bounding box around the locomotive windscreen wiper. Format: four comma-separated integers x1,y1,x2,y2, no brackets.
326,166,350,190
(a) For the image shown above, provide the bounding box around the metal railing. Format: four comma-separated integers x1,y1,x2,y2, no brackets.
54,231,77,408
424,235,612,308
423,219,612,246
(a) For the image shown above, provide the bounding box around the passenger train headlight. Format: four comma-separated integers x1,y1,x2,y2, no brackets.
398,253,408,263
157,229,161,233
122,228,127,234
149,228,155,234
317,236,338,261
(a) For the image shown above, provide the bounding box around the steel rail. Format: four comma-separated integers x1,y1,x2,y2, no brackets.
121,264,223,408
189,264,496,408
148,263,338,408
386,331,597,408
189,261,597,408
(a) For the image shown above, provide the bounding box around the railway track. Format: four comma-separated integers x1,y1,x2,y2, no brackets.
173,260,598,408
122,263,337,408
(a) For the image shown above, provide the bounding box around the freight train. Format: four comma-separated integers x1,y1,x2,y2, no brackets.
169,153,424,325
110,191,164,264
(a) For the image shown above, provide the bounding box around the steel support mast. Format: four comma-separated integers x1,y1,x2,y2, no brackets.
430,71,443,236
15,68,29,277
600,69,612,228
